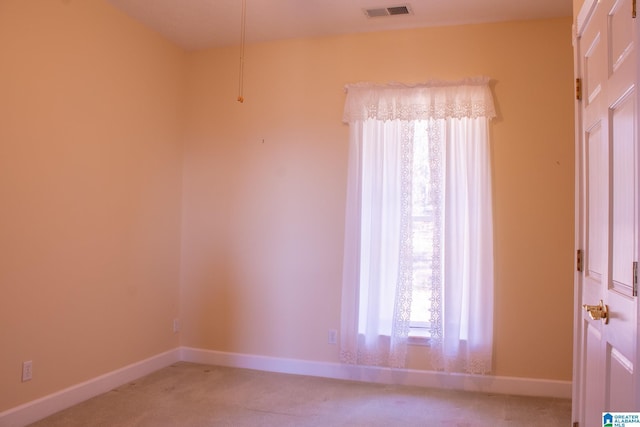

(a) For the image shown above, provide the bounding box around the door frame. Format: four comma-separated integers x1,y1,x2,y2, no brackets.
571,1,597,423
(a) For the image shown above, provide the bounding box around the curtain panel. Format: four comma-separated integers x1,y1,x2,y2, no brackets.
340,77,496,374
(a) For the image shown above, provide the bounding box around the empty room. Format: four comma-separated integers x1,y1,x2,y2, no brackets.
1,0,635,426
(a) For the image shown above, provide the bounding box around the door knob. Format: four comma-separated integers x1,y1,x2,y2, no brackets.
583,300,609,324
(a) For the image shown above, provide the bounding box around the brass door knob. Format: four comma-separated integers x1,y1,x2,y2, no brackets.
583,300,609,324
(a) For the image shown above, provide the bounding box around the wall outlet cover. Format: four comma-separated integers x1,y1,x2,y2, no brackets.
22,360,33,382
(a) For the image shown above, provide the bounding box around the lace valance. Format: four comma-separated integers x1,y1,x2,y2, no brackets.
343,76,496,123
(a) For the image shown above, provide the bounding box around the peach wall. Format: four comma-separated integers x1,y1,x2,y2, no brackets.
0,0,185,411
0,2,575,413
181,18,575,380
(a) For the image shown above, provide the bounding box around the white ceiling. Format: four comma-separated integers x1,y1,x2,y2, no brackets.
107,0,573,51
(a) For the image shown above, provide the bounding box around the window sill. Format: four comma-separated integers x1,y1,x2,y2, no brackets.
407,334,431,347
408,322,431,347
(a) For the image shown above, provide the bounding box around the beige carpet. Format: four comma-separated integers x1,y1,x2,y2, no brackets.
29,362,571,426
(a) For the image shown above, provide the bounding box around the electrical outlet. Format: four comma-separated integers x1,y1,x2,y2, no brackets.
173,319,180,333
22,361,32,382
328,329,337,345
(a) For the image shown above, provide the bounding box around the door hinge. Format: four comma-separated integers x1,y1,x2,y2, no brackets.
633,261,638,296
576,78,582,100
577,250,584,272
633,0,637,18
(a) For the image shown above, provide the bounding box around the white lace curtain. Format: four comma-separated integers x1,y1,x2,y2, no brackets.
340,77,496,374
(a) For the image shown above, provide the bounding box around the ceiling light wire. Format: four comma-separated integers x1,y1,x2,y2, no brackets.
237,0,247,103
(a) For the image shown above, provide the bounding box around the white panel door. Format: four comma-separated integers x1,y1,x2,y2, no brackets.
574,0,639,426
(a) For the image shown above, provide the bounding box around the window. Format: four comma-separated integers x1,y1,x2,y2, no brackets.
408,122,437,343
340,78,495,374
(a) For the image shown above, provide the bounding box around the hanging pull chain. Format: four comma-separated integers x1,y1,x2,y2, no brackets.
237,0,247,103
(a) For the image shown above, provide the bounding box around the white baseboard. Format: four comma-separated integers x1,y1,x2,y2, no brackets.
1,346,571,427
0,349,180,427
180,347,572,399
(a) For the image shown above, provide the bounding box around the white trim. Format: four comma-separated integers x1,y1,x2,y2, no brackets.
181,347,572,399
576,0,597,36
0,349,180,427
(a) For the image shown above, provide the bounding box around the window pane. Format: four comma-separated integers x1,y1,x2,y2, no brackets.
410,122,433,326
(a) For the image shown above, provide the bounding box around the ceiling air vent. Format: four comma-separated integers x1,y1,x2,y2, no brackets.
363,5,412,18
